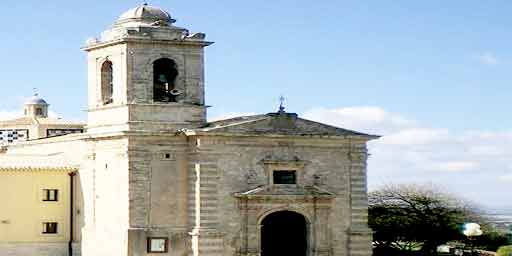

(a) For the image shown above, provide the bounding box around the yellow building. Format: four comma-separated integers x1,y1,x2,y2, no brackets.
0,95,83,255
0,154,76,255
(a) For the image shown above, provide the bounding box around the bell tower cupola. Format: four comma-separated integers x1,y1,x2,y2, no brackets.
83,4,213,134
24,94,49,118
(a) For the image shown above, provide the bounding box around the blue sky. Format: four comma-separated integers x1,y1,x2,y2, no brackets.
0,1,510,209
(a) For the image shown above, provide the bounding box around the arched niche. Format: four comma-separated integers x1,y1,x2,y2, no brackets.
153,58,179,102
100,60,114,105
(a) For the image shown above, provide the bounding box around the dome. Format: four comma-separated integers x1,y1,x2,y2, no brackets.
25,94,48,105
116,4,175,25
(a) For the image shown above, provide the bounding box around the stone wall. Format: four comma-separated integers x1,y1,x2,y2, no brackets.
80,137,130,256
125,135,191,256
115,133,373,256
0,242,68,256
186,135,372,256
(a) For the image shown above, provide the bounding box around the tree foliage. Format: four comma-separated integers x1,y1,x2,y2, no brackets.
474,229,511,252
369,184,478,255
497,245,512,256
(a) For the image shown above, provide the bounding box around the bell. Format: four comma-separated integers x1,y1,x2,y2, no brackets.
158,74,167,83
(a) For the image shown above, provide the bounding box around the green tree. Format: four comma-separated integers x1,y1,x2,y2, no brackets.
497,245,512,256
369,184,478,255
474,228,510,252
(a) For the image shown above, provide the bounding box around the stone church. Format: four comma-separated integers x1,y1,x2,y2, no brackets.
0,4,377,256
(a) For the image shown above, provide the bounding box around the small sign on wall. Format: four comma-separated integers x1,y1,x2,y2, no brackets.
147,237,168,253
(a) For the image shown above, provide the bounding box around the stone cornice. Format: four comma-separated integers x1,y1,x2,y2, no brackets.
82,37,213,51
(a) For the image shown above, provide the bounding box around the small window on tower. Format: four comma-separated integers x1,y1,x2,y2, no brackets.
273,170,297,184
42,222,58,234
35,108,43,116
101,60,114,105
153,58,179,103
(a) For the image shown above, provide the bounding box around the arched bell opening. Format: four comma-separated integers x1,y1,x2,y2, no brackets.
100,60,114,105
153,58,179,102
260,210,308,256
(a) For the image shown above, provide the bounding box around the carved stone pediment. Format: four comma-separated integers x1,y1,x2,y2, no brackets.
194,112,379,138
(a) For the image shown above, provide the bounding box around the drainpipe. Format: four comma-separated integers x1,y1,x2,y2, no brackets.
68,172,76,256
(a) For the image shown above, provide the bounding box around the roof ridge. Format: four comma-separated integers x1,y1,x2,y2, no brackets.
202,116,269,131
205,114,267,125
298,117,379,138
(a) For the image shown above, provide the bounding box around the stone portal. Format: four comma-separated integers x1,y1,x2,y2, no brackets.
261,211,307,256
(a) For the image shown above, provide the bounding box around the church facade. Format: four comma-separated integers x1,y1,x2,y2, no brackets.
0,4,377,256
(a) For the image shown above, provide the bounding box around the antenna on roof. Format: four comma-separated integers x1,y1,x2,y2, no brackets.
33,87,39,96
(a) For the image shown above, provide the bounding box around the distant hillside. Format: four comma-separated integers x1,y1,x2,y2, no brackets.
483,207,512,233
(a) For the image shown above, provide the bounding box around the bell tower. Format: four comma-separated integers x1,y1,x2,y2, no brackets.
83,4,212,134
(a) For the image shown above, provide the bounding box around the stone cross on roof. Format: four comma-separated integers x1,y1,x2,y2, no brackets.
278,95,286,113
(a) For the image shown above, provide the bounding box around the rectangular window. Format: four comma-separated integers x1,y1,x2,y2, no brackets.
43,189,58,202
47,129,83,138
147,237,169,253
42,222,58,234
273,170,297,184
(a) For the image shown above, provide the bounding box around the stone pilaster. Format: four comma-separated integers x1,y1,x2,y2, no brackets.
313,206,332,256
187,149,224,256
348,145,373,256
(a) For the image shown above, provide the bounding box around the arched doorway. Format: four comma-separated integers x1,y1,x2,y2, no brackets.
261,211,307,256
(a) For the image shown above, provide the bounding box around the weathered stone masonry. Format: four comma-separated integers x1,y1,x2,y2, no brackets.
0,4,378,256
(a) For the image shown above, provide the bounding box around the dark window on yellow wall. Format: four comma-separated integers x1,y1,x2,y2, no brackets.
43,189,58,201
42,222,58,234
273,170,297,184
35,108,43,116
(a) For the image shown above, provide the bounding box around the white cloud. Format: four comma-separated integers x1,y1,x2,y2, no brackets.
436,161,478,172
0,111,21,121
498,174,512,183
478,52,499,65
302,106,512,207
48,111,61,119
0,110,62,121
380,128,449,145
303,106,415,135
